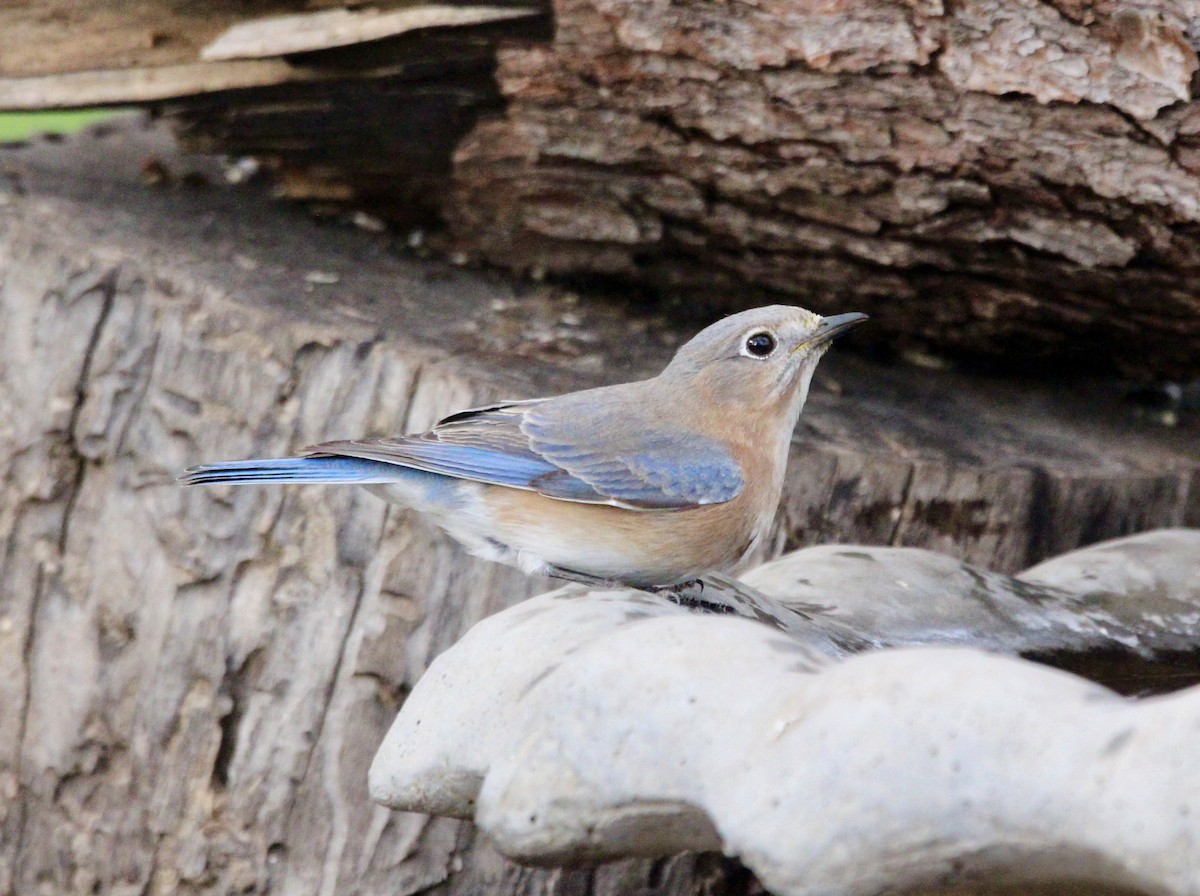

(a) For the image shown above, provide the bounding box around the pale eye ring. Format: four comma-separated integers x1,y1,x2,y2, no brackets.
744,331,777,358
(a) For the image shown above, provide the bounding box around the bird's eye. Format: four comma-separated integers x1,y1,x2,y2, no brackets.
744,332,776,357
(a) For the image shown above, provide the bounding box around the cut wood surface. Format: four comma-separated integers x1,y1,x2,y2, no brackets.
0,124,1197,895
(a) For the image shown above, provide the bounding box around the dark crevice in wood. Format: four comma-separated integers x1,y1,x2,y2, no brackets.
161,14,553,228
211,648,264,790
58,272,119,553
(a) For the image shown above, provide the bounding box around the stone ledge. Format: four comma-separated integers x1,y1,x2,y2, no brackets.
372,530,1200,895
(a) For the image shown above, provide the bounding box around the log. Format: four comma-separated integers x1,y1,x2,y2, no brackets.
0,1,549,227
0,122,1197,895
0,1,544,81
2,2,1199,375
442,0,1200,378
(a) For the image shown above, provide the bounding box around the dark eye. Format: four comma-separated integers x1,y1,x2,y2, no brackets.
745,332,776,357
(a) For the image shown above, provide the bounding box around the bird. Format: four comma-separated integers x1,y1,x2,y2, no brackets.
181,305,866,590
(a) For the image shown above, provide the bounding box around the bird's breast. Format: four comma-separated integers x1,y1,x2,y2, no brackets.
476,476,776,586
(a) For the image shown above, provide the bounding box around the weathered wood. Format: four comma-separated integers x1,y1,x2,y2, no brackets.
0,125,1198,895
443,0,1200,378
1,1,1198,375
0,4,543,111
0,0,543,80
0,2,548,226
199,6,538,61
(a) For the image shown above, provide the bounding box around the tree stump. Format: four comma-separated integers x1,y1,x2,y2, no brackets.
0,124,1197,895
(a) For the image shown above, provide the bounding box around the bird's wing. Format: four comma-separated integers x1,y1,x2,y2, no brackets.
306,399,744,510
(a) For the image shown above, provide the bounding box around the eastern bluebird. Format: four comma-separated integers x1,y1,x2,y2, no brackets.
181,306,866,588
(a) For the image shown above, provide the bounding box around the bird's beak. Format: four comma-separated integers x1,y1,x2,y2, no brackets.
792,312,869,354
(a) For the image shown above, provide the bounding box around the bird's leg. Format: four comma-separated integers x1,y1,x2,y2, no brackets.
649,579,741,614
542,568,736,617
543,568,726,611
543,564,631,590
645,579,704,595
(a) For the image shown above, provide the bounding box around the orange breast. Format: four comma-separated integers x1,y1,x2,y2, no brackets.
481,474,773,586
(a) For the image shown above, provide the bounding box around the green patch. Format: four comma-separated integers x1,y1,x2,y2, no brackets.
0,109,132,142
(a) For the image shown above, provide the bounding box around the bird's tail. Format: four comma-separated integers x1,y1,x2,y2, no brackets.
179,455,405,486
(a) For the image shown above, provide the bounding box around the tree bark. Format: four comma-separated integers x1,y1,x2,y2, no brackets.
1,1,1199,376
0,125,1197,895
443,0,1200,378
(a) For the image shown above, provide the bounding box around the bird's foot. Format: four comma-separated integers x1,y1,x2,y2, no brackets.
543,569,735,614
646,579,703,596
651,580,740,614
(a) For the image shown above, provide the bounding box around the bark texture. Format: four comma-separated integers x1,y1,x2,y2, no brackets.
3,2,1200,375
0,127,1197,896
444,0,1200,377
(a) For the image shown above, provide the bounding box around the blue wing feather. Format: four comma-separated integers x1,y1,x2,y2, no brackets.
194,397,746,510
523,416,744,508
180,456,411,485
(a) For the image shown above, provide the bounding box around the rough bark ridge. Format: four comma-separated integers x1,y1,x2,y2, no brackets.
446,0,1200,377
2,2,1199,376
0,130,1197,895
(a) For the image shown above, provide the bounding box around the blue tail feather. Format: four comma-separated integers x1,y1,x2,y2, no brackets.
179,456,406,486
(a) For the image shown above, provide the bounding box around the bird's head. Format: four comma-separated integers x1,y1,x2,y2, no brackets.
662,305,867,412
